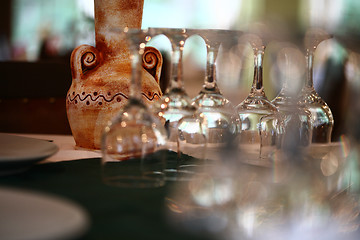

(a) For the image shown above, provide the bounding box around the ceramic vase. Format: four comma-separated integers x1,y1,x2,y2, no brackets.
66,0,163,149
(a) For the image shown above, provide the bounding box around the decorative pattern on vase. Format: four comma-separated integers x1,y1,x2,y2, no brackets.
66,0,163,150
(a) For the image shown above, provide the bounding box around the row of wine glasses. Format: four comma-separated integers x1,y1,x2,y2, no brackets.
101,27,335,188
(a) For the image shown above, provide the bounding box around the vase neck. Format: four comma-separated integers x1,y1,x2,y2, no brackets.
94,0,144,58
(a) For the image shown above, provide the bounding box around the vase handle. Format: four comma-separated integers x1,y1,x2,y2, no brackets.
142,46,163,84
70,44,102,81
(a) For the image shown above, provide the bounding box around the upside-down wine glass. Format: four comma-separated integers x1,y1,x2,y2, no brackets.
179,29,243,162
101,28,167,188
149,28,196,150
298,28,334,144
235,34,282,164
149,28,197,180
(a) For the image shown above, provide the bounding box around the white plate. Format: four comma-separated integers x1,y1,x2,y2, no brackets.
0,133,59,175
0,186,90,240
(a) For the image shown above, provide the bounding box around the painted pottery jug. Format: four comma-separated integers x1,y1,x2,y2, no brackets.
66,0,162,149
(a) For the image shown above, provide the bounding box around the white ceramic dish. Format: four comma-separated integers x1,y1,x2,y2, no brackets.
0,186,89,240
0,133,59,175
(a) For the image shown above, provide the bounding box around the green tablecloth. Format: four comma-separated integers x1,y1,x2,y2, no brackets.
0,153,209,240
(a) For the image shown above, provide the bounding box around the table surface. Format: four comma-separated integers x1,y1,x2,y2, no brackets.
13,133,102,163
0,133,209,240
2,134,360,240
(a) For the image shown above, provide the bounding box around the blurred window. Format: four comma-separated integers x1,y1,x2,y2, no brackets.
11,0,94,61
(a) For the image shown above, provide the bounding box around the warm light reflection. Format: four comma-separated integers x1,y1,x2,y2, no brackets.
165,197,184,214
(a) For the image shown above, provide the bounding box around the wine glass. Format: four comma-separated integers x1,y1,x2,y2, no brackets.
298,28,334,144
148,28,198,180
148,28,196,151
101,28,167,188
235,33,282,163
272,45,313,151
186,29,243,161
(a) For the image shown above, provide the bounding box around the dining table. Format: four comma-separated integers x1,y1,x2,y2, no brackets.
2,133,360,240
0,133,209,240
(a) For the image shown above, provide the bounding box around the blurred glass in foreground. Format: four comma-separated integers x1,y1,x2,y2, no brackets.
165,134,359,240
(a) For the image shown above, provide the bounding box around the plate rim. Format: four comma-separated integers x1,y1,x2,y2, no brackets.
0,185,90,240
0,133,59,163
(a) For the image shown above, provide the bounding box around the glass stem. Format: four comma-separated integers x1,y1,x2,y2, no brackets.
168,43,184,92
129,46,143,101
203,44,220,93
305,49,314,89
251,48,265,95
